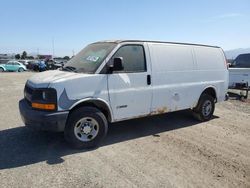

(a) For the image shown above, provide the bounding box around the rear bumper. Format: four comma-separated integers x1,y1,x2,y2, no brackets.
19,99,69,132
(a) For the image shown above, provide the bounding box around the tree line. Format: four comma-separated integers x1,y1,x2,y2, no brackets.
15,51,70,60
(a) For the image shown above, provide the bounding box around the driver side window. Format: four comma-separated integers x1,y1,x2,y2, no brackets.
113,45,146,73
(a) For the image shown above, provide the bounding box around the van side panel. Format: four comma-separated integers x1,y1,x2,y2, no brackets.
148,43,228,113
193,47,228,102
194,47,225,70
148,43,198,112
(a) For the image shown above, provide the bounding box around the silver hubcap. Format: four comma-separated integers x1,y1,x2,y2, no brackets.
74,117,99,142
202,100,212,117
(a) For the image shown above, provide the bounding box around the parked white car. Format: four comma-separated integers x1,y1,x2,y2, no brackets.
19,40,228,148
229,53,250,88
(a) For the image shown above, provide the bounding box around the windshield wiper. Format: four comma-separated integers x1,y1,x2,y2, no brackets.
61,66,77,72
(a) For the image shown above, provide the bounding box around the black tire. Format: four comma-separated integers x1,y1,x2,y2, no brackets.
18,68,24,72
193,94,215,121
64,106,108,149
0,68,4,72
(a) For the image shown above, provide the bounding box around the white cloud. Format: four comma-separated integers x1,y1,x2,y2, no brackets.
217,13,242,19
202,13,243,23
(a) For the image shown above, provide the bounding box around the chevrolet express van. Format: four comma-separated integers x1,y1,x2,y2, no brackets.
19,40,229,148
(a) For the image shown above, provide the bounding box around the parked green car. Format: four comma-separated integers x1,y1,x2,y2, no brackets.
0,60,27,72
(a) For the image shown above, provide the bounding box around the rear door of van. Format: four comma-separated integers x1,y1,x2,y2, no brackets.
107,43,152,121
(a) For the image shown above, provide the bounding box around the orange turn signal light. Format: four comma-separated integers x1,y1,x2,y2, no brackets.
32,103,56,110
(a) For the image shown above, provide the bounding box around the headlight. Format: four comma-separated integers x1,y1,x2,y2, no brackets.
31,88,57,111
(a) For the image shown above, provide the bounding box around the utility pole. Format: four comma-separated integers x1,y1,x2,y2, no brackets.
52,37,55,59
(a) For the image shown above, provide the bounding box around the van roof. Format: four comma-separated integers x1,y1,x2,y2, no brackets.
97,40,220,49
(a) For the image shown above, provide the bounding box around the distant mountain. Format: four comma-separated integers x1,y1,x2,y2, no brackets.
225,48,250,59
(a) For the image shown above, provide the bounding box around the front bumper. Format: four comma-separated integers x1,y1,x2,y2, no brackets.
19,99,69,132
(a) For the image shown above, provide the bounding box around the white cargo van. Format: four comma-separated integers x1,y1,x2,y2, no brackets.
19,40,228,148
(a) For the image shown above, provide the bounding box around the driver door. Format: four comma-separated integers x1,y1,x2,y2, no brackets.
108,44,152,121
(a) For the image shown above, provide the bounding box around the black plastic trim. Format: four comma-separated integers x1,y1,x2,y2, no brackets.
19,99,68,132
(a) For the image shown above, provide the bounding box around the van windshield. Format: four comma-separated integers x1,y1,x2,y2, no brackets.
63,42,116,73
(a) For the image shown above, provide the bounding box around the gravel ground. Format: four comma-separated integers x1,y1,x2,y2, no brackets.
0,72,249,188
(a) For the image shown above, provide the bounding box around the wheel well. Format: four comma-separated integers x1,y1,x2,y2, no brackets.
70,100,112,122
202,87,217,102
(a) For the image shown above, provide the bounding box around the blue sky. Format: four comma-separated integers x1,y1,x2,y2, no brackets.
0,0,250,56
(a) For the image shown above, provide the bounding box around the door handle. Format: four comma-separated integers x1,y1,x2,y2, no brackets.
147,75,151,85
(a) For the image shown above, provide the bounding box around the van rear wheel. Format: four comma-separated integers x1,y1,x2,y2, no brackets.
193,94,215,121
64,107,108,149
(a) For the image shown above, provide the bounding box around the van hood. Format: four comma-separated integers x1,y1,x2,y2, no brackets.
27,70,85,88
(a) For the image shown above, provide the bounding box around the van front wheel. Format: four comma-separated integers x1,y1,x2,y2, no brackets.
193,94,215,121
64,107,108,149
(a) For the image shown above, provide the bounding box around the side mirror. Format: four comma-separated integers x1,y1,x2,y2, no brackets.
109,57,124,73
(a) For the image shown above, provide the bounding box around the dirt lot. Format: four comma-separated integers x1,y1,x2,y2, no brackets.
0,72,249,188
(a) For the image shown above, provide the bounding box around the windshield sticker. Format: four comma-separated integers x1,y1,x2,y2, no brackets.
86,56,99,62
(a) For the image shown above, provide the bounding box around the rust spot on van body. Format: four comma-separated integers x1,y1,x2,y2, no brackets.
150,107,168,115
158,107,168,113
117,107,170,121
